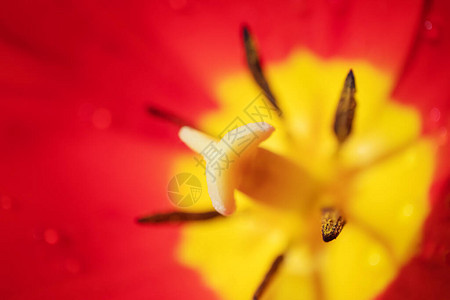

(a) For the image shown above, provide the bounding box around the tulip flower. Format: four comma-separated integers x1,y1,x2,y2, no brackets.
0,1,449,300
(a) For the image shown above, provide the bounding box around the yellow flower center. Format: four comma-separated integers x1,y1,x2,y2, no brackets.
171,50,435,300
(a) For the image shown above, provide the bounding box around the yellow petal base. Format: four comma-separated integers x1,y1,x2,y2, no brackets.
172,50,435,300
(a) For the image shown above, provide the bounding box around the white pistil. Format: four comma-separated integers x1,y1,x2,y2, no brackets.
179,122,275,215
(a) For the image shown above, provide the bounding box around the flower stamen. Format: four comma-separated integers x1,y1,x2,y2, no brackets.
333,69,357,145
147,106,207,133
242,26,281,114
137,211,222,224
321,207,346,242
253,253,285,300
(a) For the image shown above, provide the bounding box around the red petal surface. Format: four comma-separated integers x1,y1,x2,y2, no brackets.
381,0,450,298
0,0,447,299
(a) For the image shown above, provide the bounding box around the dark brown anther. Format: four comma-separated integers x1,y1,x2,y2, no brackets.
333,69,356,144
242,26,281,114
137,211,222,224
253,254,284,300
147,106,198,129
321,207,346,242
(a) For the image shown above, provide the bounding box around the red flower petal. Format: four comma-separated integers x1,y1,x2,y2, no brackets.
380,0,450,298
0,0,447,299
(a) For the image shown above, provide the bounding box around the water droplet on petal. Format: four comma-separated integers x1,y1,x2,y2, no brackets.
423,19,441,42
402,203,414,217
368,252,381,266
437,127,448,146
429,107,441,123
44,228,59,245
92,108,112,130
1,195,12,210
285,246,313,275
